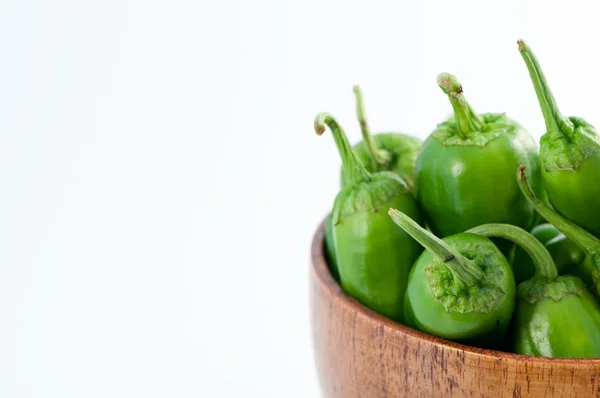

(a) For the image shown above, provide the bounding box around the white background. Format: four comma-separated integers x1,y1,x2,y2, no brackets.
1,0,599,397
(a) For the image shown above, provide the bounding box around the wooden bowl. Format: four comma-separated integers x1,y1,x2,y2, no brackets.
310,217,600,398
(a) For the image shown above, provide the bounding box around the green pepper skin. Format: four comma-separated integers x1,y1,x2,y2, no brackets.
513,224,585,284
388,213,516,349
341,86,422,193
517,164,600,297
336,188,422,321
324,214,340,282
545,235,586,273
529,223,561,245
511,165,600,357
346,132,421,191
542,153,600,238
415,73,544,238
519,40,600,239
513,278,600,358
512,224,558,284
467,219,600,358
569,256,596,291
316,113,423,322
403,233,515,346
416,132,543,237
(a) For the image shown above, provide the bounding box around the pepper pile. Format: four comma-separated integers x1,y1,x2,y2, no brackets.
315,40,600,358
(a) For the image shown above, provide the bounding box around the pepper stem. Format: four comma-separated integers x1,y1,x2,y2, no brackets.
517,40,574,139
388,208,484,289
437,73,484,140
314,112,372,185
467,223,558,280
352,85,392,166
517,165,600,261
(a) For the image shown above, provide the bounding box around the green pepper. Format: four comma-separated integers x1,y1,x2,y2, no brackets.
544,235,585,274
513,285,600,358
315,113,423,322
388,209,515,349
512,224,558,283
341,86,422,193
528,223,562,245
468,221,600,358
324,214,340,282
569,257,597,292
415,73,545,238
534,216,548,227
512,223,585,284
518,40,600,239
517,165,600,296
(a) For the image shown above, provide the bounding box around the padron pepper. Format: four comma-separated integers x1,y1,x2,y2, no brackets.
315,113,423,322
341,86,422,193
415,73,545,238
518,39,600,239
517,165,600,295
469,220,600,358
512,223,585,284
324,214,340,282
388,208,515,349
526,223,562,244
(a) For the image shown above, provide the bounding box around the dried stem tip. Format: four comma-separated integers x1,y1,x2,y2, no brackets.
437,72,463,97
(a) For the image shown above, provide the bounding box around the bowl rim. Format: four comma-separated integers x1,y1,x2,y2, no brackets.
311,215,600,364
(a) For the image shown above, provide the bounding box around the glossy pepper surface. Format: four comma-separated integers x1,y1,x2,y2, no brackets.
388,209,515,349
518,40,600,239
569,257,597,292
513,287,600,358
316,113,423,322
341,86,422,193
468,220,600,358
527,224,561,245
415,73,545,238
517,165,600,296
512,223,585,284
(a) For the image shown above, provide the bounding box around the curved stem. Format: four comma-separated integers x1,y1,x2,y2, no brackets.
517,40,574,139
437,73,484,140
517,164,600,260
388,208,484,289
352,85,392,166
467,223,558,280
314,112,371,185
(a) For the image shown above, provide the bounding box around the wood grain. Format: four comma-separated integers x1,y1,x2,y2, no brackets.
310,217,600,398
